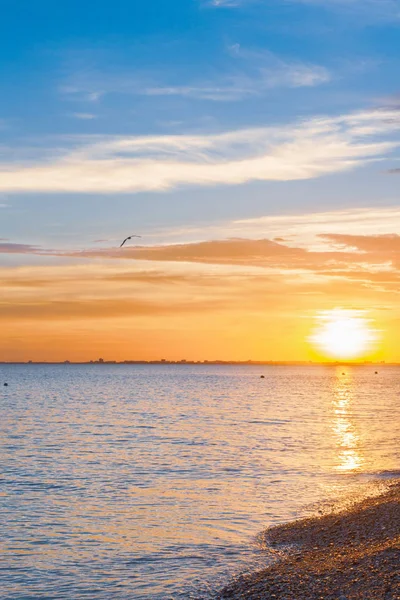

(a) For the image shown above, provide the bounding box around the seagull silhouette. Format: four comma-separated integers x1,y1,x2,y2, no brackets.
120,235,142,248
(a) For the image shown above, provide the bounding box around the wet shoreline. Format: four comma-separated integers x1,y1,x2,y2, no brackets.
218,479,400,599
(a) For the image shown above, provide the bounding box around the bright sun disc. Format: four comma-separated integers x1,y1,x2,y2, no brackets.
310,309,378,360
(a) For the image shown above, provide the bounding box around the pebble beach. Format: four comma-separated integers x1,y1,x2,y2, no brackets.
219,480,400,600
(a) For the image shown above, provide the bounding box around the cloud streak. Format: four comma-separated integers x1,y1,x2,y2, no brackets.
0,109,398,194
0,242,46,254
2,232,400,333
71,113,97,120
64,235,399,278
0,298,222,320
210,0,400,20
3,206,400,260
228,207,400,249
142,63,330,101
61,48,330,103
2,222,400,363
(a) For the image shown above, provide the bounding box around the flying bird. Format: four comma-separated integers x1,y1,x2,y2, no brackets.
120,235,142,248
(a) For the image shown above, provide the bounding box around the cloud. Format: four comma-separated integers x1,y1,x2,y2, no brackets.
209,0,240,5
226,207,400,249
0,109,398,194
56,230,399,289
204,0,251,6
54,222,400,299
0,242,46,254
142,61,330,101
4,261,274,286
321,233,400,255
0,233,381,272
0,263,251,326
2,225,400,360
61,86,104,103
1,234,399,341
3,206,400,263
292,0,400,26
2,208,400,304
66,237,396,282
0,193,9,208
71,113,97,120
60,59,331,103
61,47,330,104
69,238,305,265
210,0,400,21
1,268,217,289
296,0,400,11
0,298,222,320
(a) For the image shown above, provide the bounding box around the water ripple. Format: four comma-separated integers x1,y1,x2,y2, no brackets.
1,364,399,599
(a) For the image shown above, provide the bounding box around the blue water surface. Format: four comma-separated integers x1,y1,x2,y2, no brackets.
1,364,399,599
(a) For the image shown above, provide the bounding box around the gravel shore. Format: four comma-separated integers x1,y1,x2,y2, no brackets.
219,480,400,600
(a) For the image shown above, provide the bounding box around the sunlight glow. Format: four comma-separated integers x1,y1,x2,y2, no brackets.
310,309,378,360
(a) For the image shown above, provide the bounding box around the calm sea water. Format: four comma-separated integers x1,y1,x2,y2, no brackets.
1,364,399,599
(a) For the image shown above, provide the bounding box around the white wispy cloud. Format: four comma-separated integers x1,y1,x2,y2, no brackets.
71,113,97,120
208,0,400,24
210,0,400,15
0,109,398,194
61,49,330,103
143,64,329,101
60,85,105,103
0,192,9,207
147,206,400,249
204,0,248,7
228,206,400,249
297,0,400,10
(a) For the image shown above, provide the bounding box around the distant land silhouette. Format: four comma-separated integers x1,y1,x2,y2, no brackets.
0,359,392,366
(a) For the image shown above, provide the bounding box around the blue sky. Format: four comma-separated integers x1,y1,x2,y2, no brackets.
1,0,400,254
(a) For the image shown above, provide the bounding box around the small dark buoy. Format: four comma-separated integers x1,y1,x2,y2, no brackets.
260,375,265,379
375,371,378,375
342,372,345,375
4,382,8,386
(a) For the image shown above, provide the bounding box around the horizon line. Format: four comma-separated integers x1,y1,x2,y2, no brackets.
0,359,393,366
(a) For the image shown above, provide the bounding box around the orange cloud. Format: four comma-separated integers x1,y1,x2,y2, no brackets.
320,233,400,255
0,242,46,254
1,229,400,362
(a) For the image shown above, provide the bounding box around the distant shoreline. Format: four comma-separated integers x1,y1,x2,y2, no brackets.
0,360,396,366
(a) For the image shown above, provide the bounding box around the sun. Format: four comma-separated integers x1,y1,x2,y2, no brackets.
310,309,378,360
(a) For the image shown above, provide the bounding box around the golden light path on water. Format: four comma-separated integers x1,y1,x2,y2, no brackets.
331,370,363,472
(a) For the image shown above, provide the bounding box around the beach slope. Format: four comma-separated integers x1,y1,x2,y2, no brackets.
219,481,400,600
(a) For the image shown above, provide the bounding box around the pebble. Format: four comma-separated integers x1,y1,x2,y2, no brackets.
218,480,400,600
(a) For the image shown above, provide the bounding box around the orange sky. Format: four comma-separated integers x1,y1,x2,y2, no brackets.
2,209,400,362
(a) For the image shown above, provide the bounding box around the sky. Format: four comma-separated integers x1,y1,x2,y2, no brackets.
1,0,400,362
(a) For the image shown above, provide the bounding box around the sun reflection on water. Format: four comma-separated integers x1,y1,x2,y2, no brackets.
331,370,363,472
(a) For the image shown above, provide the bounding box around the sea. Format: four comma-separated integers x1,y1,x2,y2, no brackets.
1,364,399,599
